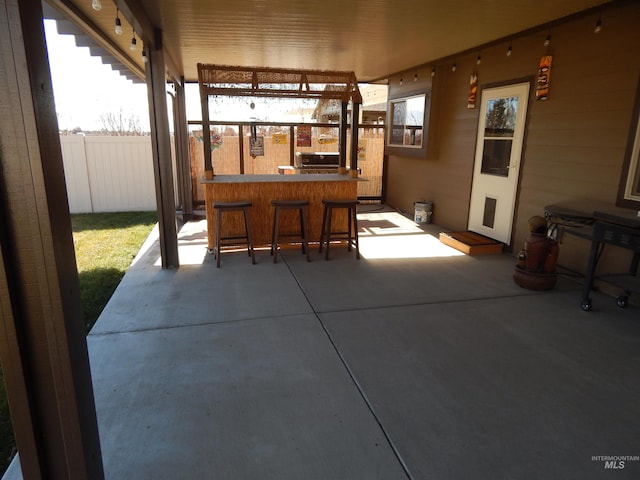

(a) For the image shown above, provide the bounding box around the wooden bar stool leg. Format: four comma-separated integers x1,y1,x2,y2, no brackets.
299,207,305,255
301,205,310,262
215,208,222,268
325,206,333,260
244,207,256,264
319,203,328,254
347,206,353,252
271,207,280,262
352,206,360,259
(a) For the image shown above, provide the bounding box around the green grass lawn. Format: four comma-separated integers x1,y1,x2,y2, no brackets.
72,211,158,331
0,211,157,475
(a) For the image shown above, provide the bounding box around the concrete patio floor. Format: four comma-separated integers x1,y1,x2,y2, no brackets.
6,205,640,479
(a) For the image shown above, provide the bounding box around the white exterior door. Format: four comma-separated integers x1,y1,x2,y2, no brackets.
467,82,530,245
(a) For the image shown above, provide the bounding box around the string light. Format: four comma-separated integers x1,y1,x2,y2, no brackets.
114,8,123,35
594,16,602,33
414,72,418,82
130,30,137,51
544,32,551,47
506,42,512,57
400,75,403,85
91,0,102,10
430,67,436,77
141,49,148,63
451,62,456,72
476,54,482,65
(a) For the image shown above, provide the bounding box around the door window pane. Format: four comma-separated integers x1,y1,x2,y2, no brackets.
485,97,518,137
481,139,512,177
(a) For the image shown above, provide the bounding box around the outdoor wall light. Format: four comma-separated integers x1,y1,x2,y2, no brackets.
115,9,123,35
91,0,102,10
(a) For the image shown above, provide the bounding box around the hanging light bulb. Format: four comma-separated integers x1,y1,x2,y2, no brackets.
594,16,602,34
91,0,102,11
476,54,482,65
544,32,551,47
141,49,148,63
114,9,123,35
451,63,456,72
430,67,436,77
400,75,403,85
414,72,418,82
506,42,512,57
130,30,137,51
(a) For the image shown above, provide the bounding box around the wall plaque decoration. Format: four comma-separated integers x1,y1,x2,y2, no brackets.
296,125,312,147
250,136,264,157
272,133,287,144
468,74,478,108
536,55,553,100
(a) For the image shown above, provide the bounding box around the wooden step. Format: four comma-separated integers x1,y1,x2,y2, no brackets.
439,231,504,255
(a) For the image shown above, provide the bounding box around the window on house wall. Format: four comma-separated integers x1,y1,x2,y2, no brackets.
617,77,640,209
388,95,425,148
623,120,640,200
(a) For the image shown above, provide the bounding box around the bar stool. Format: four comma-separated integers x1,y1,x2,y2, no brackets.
318,199,360,260
270,199,311,263
212,201,256,268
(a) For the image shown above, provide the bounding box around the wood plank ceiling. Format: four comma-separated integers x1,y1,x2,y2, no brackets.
46,0,614,83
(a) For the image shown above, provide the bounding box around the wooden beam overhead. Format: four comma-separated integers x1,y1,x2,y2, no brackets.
197,64,362,103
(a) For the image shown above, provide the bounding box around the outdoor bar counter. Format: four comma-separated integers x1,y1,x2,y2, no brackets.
202,174,362,250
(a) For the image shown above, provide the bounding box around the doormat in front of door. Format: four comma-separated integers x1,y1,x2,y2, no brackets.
439,231,504,255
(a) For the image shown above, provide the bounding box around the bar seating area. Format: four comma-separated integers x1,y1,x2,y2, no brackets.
211,193,362,265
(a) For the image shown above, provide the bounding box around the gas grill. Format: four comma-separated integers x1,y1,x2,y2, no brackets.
294,152,341,173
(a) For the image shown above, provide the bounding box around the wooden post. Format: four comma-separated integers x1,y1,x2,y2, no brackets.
339,101,348,173
173,78,194,221
0,1,104,477
289,125,295,166
350,101,361,176
146,28,179,268
199,68,212,173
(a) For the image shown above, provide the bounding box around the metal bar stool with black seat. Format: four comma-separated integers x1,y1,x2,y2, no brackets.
212,201,256,268
318,199,360,260
270,199,311,263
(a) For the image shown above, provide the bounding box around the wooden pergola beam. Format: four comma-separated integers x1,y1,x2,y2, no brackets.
198,64,362,104
197,64,363,175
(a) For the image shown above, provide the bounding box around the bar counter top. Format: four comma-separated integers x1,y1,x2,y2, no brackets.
202,173,364,184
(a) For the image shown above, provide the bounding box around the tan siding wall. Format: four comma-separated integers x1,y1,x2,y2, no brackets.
386,1,640,274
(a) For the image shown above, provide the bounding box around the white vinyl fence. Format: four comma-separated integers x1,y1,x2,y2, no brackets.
60,135,158,213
